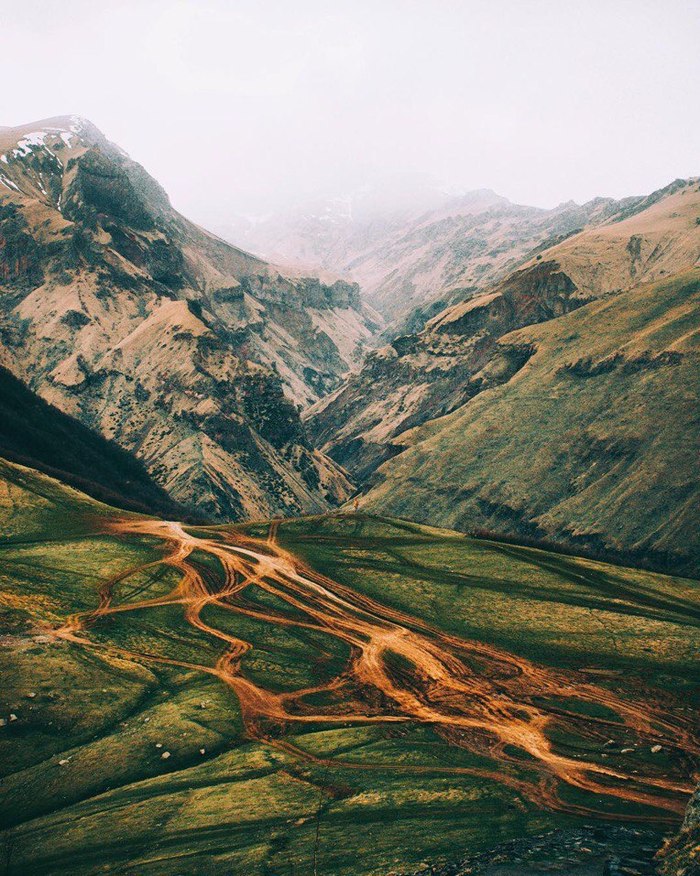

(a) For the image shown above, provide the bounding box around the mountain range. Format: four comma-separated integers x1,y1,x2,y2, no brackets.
1,117,698,571
299,177,700,573
225,175,677,334
0,117,379,520
1,116,699,875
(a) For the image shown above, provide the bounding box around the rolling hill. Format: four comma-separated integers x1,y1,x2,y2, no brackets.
0,458,698,874
361,270,700,576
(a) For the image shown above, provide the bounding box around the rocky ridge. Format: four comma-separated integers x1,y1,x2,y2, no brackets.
308,179,700,483
228,181,655,332
0,116,372,519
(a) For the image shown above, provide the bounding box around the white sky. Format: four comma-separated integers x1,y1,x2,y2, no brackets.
1,0,698,224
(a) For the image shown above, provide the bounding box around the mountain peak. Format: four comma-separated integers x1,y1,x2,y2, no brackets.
0,115,111,165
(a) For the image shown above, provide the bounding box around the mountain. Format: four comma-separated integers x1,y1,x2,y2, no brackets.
0,116,375,519
0,364,190,518
361,269,700,575
226,176,652,331
1,457,697,874
308,179,700,479
309,179,700,573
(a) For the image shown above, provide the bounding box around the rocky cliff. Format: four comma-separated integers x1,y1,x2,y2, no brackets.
307,259,589,481
0,116,365,519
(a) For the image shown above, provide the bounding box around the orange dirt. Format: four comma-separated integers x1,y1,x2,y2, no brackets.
49,518,699,821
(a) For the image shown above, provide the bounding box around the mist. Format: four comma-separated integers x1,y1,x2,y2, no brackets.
1,0,698,227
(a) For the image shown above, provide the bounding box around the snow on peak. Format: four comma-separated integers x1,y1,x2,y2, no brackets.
69,115,88,134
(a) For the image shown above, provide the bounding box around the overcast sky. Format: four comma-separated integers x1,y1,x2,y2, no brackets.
1,0,698,225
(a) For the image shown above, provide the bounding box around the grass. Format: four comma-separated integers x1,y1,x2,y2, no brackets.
269,514,700,687
362,271,700,577
0,461,698,874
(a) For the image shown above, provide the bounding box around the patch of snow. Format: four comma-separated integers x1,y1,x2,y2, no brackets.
0,155,7,164
13,131,48,157
69,115,87,134
0,175,19,192
60,132,76,147
10,131,59,162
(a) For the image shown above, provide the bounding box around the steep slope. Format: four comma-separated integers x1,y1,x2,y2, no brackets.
308,179,700,484
362,270,700,575
0,365,189,518
0,116,358,519
230,179,649,329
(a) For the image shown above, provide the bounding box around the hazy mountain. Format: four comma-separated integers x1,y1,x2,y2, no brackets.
0,116,369,519
224,175,651,331
309,178,700,571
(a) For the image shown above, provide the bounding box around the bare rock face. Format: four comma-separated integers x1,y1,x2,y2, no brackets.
307,260,586,482
0,116,363,519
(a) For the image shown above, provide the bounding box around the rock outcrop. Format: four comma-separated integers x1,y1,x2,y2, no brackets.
307,260,585,481
657,784,700,875
0,116,367,519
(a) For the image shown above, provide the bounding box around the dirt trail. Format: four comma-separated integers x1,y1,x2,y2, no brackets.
51,518,698,821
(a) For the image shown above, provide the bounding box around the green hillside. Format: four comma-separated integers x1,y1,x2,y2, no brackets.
1,460,698,874
0,366,189,519
363,271,700,576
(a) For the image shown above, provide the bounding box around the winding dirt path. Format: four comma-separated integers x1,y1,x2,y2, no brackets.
50,517,699,821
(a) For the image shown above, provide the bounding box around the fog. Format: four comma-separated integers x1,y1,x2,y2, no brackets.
1,0,698,226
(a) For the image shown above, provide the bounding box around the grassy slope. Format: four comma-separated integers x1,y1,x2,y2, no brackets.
1,463,698,875
363,271,700,576
0,365,190,519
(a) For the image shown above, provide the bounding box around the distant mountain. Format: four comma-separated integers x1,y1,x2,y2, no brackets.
225,176,651,331
0,365,188,519
0,116,370,519
309,179,700,573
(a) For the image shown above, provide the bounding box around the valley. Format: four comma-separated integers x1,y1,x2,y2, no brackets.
1,460,698,874
1,111,699,876
0,117,375,521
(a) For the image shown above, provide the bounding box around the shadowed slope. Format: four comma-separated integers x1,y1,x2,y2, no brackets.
0,366,189,518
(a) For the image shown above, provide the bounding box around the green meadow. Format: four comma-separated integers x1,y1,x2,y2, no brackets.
1,460,698,874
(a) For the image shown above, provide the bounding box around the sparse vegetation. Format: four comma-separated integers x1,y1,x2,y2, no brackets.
363,272,700,577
